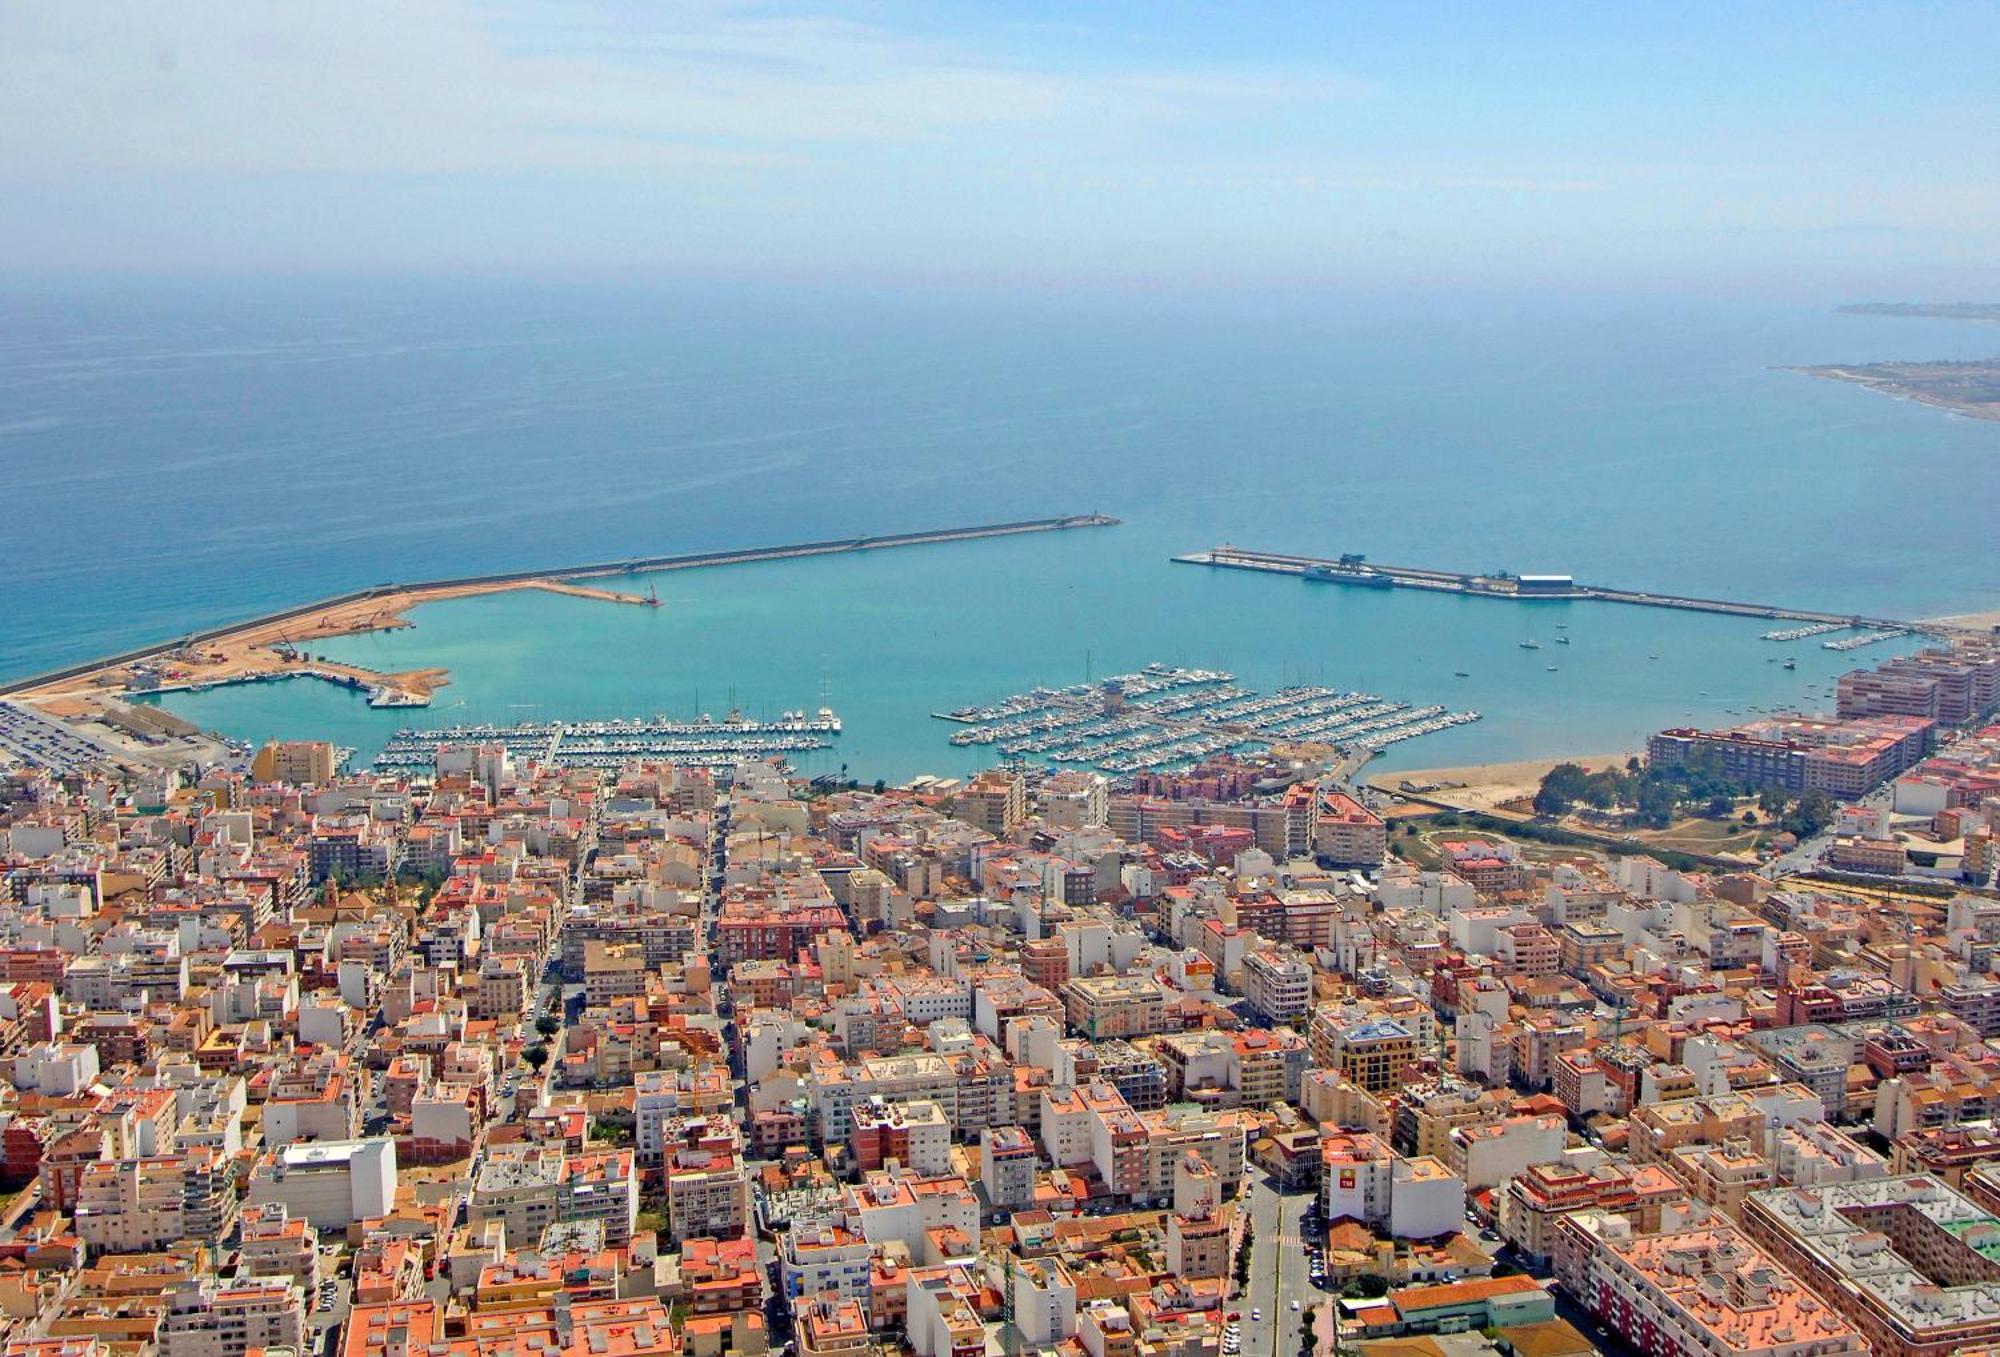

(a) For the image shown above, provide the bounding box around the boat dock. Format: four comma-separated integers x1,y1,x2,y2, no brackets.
1174,545,1959,637
934,664,1478,773
373,709,843,772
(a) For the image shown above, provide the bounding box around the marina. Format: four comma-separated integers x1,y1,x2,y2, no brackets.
373,709,843,772
934,667,1479,774
1764,622,1848,642
1822,629,1909,651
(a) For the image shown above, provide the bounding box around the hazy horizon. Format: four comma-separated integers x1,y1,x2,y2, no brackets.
5,2,1999,296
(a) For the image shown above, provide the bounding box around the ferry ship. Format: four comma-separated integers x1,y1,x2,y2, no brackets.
1304,563,1394,589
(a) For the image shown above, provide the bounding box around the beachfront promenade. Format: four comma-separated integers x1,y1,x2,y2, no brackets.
3,515,1119,702
1174,544,1966,637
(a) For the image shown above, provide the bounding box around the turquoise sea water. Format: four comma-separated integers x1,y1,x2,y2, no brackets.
4,282,1996,781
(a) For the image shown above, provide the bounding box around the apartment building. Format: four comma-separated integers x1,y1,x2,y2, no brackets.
160,1280,306,1357
1578,1224,1866,1357
1326,1018,1418,1095
950,771,1027,837
1744,1176,2000,1357
237,1202,320,1289
1228,1029,1306,1109
245,1138,397,1232
1311,790,1386,868
1240,949,1312,1026
849,1098,952,1176
1497,1159,1687,1263
251,741,339,785
1060,975,1167,1040
979,1125,1038,1209
663,1118,751,1244
75,1147,238,1253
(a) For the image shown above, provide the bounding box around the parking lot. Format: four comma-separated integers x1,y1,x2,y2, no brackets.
0,701,121,774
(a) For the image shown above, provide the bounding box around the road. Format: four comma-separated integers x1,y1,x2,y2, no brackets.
1762,779,1895,878
1239,1176,1314,1357
307,1245,351,1357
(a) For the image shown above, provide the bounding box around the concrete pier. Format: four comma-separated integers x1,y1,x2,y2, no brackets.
1174,545,1961,637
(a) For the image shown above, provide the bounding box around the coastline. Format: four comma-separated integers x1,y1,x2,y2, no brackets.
1789,364,2000,423
4,516,1117,720
15,576,656,712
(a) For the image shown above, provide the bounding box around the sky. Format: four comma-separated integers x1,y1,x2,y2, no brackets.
3,1,1998,293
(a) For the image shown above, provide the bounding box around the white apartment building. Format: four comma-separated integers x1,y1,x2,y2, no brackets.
245,1138,397,1231
1241,949,1312,1026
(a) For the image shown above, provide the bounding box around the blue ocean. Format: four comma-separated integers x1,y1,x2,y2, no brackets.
3,280,1996,781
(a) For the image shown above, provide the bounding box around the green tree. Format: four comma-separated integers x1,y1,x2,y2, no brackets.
1578,776,1621,811
1634,781,1679,828
1782,790,1837,838
524,1045,550,1071
535,1014,561,1038
1533,762,1589,816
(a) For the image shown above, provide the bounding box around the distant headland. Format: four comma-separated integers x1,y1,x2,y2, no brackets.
1792,303,2000,420
1836,302,2000,321
1791,359,2000,422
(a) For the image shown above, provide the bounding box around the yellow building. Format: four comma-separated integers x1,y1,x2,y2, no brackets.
251,741,338,785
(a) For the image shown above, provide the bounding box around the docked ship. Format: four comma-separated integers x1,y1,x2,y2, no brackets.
1303,560,1394,589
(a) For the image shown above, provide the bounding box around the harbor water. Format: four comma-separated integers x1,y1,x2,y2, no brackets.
3,281,1996,781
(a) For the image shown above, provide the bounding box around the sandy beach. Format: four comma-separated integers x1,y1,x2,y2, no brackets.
1368,750,1636,812
1926,610,2000,631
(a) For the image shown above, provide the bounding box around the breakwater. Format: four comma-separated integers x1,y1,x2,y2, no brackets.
2,515,1118,699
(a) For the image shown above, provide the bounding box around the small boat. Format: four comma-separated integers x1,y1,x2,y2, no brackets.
1519,640,1541,650
1546,665,1559,672
1555,636,1570,645
1454,671,1470,678
1782,658,1797,670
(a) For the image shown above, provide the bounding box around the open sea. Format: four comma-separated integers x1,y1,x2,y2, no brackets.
3,280,1997,782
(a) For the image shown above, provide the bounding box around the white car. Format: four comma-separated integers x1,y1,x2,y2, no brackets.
1290,1300,1301,1312
1251,1310,1262,1322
